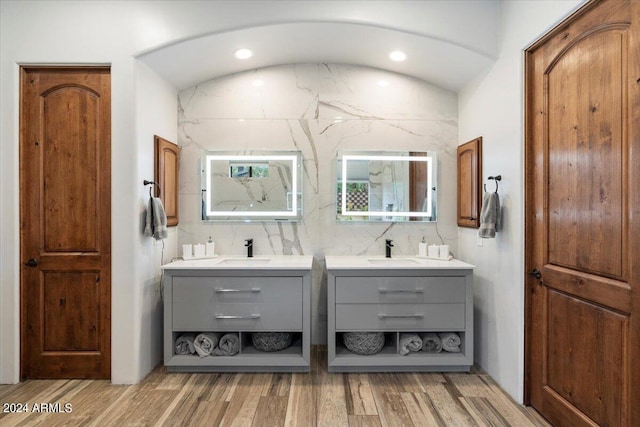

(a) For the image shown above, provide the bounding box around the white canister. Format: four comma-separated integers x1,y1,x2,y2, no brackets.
418,242,428,257
439,245,450,259
206,241,215,257
182,244,193,259
193,244,206,258
428,244,439,258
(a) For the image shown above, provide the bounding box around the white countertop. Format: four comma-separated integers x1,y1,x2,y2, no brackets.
325,255,475,270
162,255,313,270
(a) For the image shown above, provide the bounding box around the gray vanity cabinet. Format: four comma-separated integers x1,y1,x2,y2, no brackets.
326,257,474,372
163,258,312,372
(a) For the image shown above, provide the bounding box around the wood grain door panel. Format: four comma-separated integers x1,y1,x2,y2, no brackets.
525,1,639,426
20,67,111,379
43,86,101,252
546,290,627,427
43,272,101,351
546,27,626,279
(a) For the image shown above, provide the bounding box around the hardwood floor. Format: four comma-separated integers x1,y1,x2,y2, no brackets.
0,347,549,426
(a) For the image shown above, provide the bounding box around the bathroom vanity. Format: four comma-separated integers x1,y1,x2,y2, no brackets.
162,256,312,372
326,256,475,372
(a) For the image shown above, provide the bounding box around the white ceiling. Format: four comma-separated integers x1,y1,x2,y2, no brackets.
137,1,501,92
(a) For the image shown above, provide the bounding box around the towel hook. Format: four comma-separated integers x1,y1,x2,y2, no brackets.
144,180,161,198
484,175,501,193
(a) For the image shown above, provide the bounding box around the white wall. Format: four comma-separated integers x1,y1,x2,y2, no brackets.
457,0,586,403
135,61,179,379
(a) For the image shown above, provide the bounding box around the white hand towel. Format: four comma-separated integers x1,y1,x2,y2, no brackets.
438,332,461,353
194,333,220,357
399,333,423,356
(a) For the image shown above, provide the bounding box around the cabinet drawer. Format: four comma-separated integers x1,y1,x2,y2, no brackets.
335,303,465,331
335,277,466,304
172,276,302,331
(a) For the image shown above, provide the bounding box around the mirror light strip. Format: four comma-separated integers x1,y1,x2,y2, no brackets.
206,155,298,217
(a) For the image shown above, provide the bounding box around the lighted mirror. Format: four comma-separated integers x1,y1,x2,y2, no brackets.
336,151,437,222
201,151,302,221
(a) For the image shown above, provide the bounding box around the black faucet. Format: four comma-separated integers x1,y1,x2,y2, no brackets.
245,238,253,258
385,239,394,258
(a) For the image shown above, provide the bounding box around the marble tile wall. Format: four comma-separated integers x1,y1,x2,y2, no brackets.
178,63,458,343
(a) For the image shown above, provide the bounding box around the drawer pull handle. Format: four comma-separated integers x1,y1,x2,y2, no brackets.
378,288,424,294
378,313,424,319
214,314,261,320
215,288,261,293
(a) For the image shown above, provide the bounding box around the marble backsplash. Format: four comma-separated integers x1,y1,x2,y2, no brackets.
178,63,458,343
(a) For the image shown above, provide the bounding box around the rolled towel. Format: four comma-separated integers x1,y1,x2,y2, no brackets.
174,334,195,355
213,333,240,356
399,333,423,356
438,332,461,353
194,333,220,358
420,332,442,353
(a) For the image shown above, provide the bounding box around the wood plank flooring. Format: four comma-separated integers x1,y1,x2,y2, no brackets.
0,347,550,426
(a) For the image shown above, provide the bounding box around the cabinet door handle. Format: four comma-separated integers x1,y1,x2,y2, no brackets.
214,314,261,320
378,288,424,294
378,313,424,319
214,288,261,293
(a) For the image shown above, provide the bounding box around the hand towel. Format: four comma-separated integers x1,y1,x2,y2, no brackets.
399,333,423,356
420,332,442,353
213,333,240,356
174,334,195,355
144,197,168,240
438,332,461,353
194,333,220,357
479,191,501,239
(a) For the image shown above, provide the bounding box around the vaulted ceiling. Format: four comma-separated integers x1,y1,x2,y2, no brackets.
137,1,500,91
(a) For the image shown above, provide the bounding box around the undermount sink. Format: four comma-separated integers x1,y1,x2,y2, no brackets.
367,258,420,265
219,258,272,264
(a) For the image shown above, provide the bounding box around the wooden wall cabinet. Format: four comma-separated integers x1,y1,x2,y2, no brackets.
457,137,482,228
154,135,179,226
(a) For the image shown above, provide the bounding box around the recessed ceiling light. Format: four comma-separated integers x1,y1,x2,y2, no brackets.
389,50,407,62
377,80,390,87
234,48,253,59
252,79,264,87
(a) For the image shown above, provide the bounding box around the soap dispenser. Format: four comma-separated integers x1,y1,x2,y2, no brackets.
206,236,215,257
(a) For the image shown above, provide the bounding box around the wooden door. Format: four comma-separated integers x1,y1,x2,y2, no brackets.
525,0,639,426
20,67,111,379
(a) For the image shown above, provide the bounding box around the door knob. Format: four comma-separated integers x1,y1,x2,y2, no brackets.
529,268,542,279
25,258,39,267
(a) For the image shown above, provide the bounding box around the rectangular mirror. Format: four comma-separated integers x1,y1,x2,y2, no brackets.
336,151,437,222
201,151,302,221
